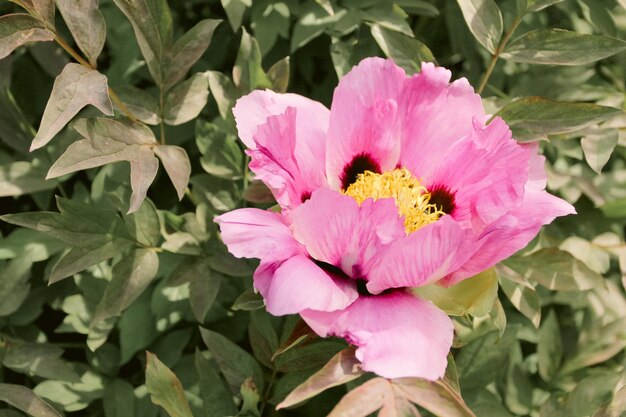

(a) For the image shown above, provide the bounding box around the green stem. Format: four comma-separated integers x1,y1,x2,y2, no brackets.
159,88,166,145
477,14,524,95
259,369,278,417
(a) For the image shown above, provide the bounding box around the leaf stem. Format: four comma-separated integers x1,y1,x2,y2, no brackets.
260,368,278,417
477,14,524,95
159,88,166,145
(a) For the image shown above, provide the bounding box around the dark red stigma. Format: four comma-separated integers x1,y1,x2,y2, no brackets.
341,153,380,190
429,184,456,214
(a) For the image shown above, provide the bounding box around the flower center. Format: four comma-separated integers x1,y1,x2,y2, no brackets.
344,168,444,234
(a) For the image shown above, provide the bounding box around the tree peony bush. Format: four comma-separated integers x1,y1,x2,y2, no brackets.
0,0,624,416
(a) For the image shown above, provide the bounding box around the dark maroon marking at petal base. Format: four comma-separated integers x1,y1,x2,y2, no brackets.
341,153,381,190
429,184,456,214
300,191,311,203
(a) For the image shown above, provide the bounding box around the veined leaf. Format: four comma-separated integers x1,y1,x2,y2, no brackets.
413,268,498,317
370,23,435,75
163,19,221,89
455,0,503,53
152,145,191,200
164,73,209,125
277,347,363,409
30,64,113,151
9,0,55,28
112,0,173,87
497,97,623,140
92,248,159,325
56,0,106,67
0,14,54,60
0,384,61,417
145,352,194,417
112,86,160,125
502,29,626,65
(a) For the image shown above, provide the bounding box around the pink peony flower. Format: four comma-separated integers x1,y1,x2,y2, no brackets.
215,58,574,380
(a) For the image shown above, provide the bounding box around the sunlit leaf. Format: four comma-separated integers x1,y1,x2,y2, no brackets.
413,268,498,317
0,14,54,60
221,0,251,31
0,384,61,417
30,64,113,151
370,23,435,74
164,72,209,125
145,352,194,417
496,97,623,140
502,29,626,65
56,0,106,67
581,127,618,174
455,0,502,53
153,145,191,200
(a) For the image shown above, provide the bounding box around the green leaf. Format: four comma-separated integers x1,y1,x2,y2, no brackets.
207,71,238,121
152,145,191,201
238,378,261,417
196,120,243,180
112,0,173,87
277,347,363,409
56,0,106,67
537,310,562,381
111,85,160,125
600,197,626,218
194,351,238,417
581,127,618,174
275,340,345,373
0,229,64,262
0,256,32,316
233,29,271,92
0,14,54,60
221,0,252,31
199,328,265,394
163,19,221,89
456,329,517,390
504,248,605,291
526,0,564,12
592,384,626,417
0,384,61,417
413,267,498,317
145,352,194,417
498,265,541,328
30,63,113,151
502,29,626,65
496,97,623,140
164,73,209,125
455,0,503,53
267,56,290,93
565,373,622,417
248,310,278,368
92,248,159,325
0,160,59,197
124,198,161,247
370,23,435,75
103,379,135,417
11,0,56,28
186,259,220,322
231,289,264,311
2,342,80,383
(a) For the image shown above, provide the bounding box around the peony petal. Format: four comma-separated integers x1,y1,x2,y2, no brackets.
233,89,329,150
426,117,530,228
263,255,358,315
366,216,466,294
326,58,407,190
442,190,576,286
215,208,303,260
301,291,453,380
399,62,485,179
291,188,405,278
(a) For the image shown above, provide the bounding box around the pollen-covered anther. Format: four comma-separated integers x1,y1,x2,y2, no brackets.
344,168,444,234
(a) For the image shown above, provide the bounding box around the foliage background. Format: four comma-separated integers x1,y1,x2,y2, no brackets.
0,0,625,416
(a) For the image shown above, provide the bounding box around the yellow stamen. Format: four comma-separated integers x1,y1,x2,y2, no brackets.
344,168,444,234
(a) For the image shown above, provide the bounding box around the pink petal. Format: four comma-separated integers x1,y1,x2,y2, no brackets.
233,89,329,150
398,62,485,179
426,117,530,229
302,291,453,380
291,188,405,278
325,58,407,190
248,107,326,209
366,216,466,294
442,190,575,286
262,255,358,315
215,208,303,260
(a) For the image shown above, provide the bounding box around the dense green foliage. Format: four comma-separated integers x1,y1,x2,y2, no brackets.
0,0,625,416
